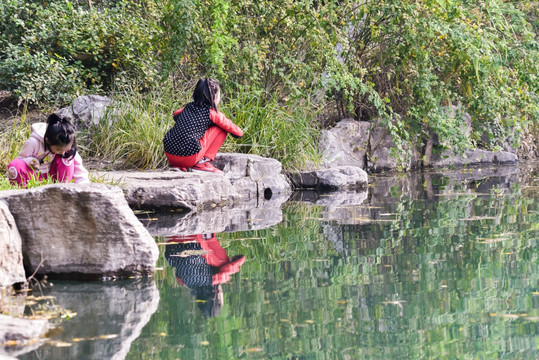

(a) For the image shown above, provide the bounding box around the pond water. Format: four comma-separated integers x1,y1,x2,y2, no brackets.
16,164,539,359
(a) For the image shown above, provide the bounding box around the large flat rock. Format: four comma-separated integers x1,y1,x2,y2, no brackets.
0,202,25,287
0,183,158,279
97,153,292,212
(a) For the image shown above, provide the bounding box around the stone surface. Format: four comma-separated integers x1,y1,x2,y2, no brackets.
0,202,25,287
214,153,291,203
318,117,524,173
0,183,158,279
99,153,292,211
55,95,111,130
368,124,411,173
0,314,48,353
19,279,159,360
288,166,368,191
319,119,371,169
431,149,518,168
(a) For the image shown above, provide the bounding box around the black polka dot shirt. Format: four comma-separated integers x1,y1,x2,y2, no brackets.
163,102,243,157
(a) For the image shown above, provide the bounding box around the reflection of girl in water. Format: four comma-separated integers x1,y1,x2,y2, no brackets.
164,233,245,317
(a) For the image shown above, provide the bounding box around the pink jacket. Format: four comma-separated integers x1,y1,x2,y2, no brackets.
18,123,89,183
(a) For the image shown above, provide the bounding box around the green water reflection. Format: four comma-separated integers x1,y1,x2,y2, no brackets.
128,174,539,359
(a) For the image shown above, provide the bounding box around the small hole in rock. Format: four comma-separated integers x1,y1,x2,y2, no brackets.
264,188,273,200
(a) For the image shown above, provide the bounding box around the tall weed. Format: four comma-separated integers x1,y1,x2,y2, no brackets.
0,112,31,174
84,82,321,170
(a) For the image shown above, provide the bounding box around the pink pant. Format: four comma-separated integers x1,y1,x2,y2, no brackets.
166,126,228,168
7,156,74,188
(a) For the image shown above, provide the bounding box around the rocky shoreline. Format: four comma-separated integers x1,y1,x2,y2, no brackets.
1,95,536,356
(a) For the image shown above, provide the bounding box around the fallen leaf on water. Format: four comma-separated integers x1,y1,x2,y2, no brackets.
305,320,315,324
159,332,167,336
280,319,290,322
532,292,539,295
246,347,263,353
461,216,496,221
27,295,54,301
200,340,210,346
73,334,118,342
48,340,72,347
337,300,347,304
477,238,508,244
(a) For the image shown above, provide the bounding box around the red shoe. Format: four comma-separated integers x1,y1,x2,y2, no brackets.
192,161,223,173
170,166,188,172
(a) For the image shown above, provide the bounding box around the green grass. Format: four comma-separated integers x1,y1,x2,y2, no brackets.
83,82,321,171
1,81,322,175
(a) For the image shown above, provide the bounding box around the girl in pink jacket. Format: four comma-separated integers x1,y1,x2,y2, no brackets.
7,114,89,187
163,78,244,173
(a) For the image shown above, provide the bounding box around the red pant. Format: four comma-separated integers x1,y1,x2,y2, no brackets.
7,156,74,188
166,126,227,168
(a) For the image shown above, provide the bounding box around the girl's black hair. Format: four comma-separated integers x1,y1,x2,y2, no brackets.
44,114,77,159
192,78,221,110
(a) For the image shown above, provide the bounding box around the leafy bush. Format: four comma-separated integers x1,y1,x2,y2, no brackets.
2,0,538,170
0,0,163,105
328,0,539,154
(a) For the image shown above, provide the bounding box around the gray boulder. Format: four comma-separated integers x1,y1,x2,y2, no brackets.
319,119,370,169
431,149,518,168
289,166,368,191
213,153,291,202
0,314,48,356
318,119,414,173
55,95,111,130
0,202,25,287
367,124,414,173
100,153,292,211
0,183,158,279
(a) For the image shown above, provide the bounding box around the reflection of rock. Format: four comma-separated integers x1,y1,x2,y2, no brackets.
0,314,48,359
0,184,158,279
19,279,159,360
290,189,370,225
140,205,284,236
0,201,25,287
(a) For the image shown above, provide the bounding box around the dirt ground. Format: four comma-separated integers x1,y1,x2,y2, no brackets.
0,91,48,131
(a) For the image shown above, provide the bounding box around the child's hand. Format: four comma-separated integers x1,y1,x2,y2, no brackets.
29,158,40,170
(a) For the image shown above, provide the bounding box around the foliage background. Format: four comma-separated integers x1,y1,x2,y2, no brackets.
0,0,538,170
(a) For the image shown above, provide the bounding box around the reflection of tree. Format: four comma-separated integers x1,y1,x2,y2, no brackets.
128,185,539,359
164,234,245,318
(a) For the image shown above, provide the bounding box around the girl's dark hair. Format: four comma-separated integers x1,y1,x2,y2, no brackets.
44,114,77,159
192,78,221,109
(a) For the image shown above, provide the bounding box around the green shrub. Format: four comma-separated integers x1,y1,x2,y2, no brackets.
328,0,539,155
0,0,163,105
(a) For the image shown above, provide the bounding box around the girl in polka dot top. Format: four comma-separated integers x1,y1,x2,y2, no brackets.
163,78,244,173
